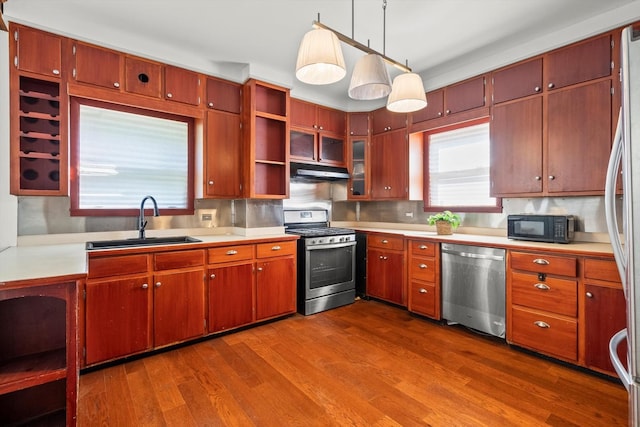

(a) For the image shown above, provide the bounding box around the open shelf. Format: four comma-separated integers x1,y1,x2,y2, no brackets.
0,349,67,395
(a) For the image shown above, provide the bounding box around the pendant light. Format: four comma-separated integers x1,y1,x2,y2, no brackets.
387,71,427,113
295,21,347,85
348,53,391,100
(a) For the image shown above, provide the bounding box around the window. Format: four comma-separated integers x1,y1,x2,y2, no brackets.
70,98,194,216
424,119,501,212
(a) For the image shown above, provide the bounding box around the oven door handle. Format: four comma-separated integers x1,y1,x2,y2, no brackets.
306,241,357,250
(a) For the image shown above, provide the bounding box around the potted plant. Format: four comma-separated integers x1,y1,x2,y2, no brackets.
427,210,461,235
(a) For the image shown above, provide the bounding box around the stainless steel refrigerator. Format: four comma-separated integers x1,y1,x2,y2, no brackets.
606,25,640,425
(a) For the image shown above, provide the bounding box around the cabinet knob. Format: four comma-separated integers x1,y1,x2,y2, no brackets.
533,320,550,329
586,292,594,298
210,274,216,279
547,83,555,89
52,69,60,75
113,82,120,88
419,288,428,294
533,258,549,265
350,131,354,135
535,176,541,181
548,175,555,180
208,102,214,108
155,282,162,288
534,86,541,92
166,93,173,98
419,263,428,269
437,112,442,117
383,256,388,260
142,283,149,289
319,125,324,130
534,283,550,291
257,267,263,272
381,239,389,244
208,180,214,185
446,109,451,115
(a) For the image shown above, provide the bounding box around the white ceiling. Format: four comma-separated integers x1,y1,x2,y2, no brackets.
5,0,640,111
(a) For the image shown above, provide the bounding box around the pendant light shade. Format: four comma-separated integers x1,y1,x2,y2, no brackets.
296,28,347,85
348,54,392,100
386,72,427,113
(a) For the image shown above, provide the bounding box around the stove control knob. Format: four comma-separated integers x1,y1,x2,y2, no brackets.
329,238,335,243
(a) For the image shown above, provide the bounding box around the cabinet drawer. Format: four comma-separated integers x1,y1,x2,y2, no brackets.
409,240,436,256
256,241,296,258
409,281,437,318
510,251,577,277
584,258,621,283
88,254,149,278
368,234,404,251
208,245,254,263
511,272,577,317
409,258,436,282
154,249,205,270
511,306,577,361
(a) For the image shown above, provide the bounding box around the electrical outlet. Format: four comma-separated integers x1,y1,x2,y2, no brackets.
405,212,414,218
201,213,212,221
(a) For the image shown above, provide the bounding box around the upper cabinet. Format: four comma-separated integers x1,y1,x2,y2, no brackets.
205,77,241,114
445,75,486,115
411,89,444,123
348,112,369,137
124,56,163,98
13,25,63,78
72,41,123,90
164,65,201,106
371,107,406,135
490,31,617,197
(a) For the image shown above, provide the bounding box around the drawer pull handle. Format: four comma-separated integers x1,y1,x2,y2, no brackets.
381,239,389,244
534,321,550,329
271,245,281,251
419,264,428,269
419,288,428,294
419,245,428,250
534,283,550,291
533,258,549,265
226,250,238,255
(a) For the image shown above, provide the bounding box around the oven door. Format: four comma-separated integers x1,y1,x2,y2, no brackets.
304,240,356,300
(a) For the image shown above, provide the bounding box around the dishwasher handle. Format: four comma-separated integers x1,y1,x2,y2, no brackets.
442,248,505,262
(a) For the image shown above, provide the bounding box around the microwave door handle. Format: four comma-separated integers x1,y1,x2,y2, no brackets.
605,108,627,295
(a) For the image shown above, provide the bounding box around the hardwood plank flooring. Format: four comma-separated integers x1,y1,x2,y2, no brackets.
78,299,628,426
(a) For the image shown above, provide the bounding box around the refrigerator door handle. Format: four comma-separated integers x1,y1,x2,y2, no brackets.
609,328,631,392
605,108,627,296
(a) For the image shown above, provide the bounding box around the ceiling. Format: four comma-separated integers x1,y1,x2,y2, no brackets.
4,0,640,111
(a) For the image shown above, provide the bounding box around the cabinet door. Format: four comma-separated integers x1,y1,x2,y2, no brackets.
153,269,205,347
208,262,254,332
290,129,317,162
85,276,152,365
371,107,406,135
348,112,369,136
205,110,242,198
319,133,345,166
348,137,369,199
125,57,162,98
317,106,345,134
584,284,626,374
492,59,542,104
256,257,296,320
164,66,200,105
290,98,317,129
366,248,387,299
73,42,122,90
411,89,444,123
444,76,485,115
547,80,612,194
546,34,612,91
206,77,241,114
15,25,62,78
384,252,405,305
371,130,407,199
490,96,543,195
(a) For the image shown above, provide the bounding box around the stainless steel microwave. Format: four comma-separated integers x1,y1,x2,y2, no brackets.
507,214,575,244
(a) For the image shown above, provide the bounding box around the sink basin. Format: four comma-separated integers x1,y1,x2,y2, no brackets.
86,236,201,250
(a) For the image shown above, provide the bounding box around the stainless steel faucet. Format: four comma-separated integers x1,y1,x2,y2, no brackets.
138,195,159,239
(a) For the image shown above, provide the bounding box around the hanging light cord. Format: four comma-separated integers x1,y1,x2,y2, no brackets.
383,0,387,56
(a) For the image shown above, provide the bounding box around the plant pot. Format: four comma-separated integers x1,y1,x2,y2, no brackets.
435,220,453,235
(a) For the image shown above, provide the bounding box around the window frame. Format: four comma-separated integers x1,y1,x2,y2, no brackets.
69,97,195,217
423,117,502,213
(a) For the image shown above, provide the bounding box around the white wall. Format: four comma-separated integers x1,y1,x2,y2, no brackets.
0,29,17,248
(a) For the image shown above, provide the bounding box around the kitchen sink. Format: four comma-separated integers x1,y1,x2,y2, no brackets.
86,236,201,250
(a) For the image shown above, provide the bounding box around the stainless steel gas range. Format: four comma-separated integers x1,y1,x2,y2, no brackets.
284,209,356,315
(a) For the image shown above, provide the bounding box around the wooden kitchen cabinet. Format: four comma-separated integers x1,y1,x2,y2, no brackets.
410,88,444,124
507,250,578,362
124,56,163,98
370,129,408,199
0,280,79,427
205,109,242,198
291,98,345,134
208,262,254,333
348,136,370,199
255,241,297,320
366,234,406,306
444,75,486,116
371,106,406,135
582,258,626,375
491,58,543,104
164,65,201,105
12,24,63,78
206,76,241,114
348,112,369,137
407,240,440,319
71,41,122,90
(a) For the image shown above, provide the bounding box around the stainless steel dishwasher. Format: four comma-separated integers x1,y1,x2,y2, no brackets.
441,243,506,338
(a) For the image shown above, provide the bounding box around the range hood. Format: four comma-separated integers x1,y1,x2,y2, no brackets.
290,162,350,181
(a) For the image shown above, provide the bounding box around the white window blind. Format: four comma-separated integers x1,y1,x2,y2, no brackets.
427,122,496,208
77,104,189,210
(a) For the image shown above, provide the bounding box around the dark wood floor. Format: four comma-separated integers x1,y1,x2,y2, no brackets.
78,299,628,426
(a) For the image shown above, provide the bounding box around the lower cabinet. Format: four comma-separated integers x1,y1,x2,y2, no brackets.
208,261,254,333
366,234,406,306
407,240,440,319
256,244,297,320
